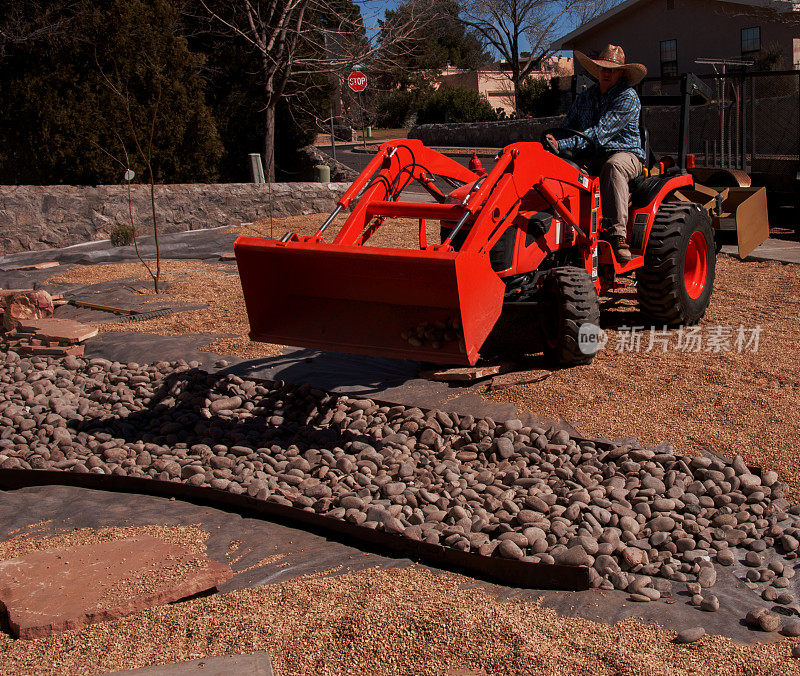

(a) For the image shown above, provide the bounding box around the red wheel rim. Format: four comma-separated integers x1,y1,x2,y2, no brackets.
684,231,708,299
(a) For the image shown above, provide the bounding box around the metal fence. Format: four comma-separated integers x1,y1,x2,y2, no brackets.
638,70,799,192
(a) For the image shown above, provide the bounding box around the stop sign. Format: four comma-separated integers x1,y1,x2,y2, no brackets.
347,71,367,92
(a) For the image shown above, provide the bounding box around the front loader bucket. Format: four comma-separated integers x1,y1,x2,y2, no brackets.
234,236,505,365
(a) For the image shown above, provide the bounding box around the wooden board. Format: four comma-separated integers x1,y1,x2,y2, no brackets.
419,362,515,382
488,368,551,391
6,262,59,271
0,289,34,297
14,318,98,343
675,185,728,213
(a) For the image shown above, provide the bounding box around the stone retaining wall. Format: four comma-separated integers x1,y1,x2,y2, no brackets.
410,116,563,148
0,182,349,255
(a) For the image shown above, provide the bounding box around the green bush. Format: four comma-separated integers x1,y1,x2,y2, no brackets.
110,224,135,247
416,87,498,125
516,77,561,118
372,89,423,128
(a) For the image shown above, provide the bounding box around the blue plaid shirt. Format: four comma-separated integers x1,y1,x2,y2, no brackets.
559,81,644,162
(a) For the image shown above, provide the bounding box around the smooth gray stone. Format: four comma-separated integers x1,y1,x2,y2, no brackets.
109,651,273,676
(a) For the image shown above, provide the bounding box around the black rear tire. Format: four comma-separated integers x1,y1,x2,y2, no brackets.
637,202,715,325
542,267,601,366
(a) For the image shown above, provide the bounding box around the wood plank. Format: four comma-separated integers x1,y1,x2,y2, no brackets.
0,289,34,297
488,368,551,391
419,362,515,382
15,318,98,343
6,261,60,271
675,185,729,213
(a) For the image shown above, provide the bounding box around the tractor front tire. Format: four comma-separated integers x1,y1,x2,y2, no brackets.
542,267,601,366
637,203,715,325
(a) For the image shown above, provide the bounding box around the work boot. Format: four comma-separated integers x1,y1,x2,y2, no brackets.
608,234,632,263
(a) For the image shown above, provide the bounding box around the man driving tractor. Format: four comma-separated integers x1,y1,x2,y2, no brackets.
546,44,648,263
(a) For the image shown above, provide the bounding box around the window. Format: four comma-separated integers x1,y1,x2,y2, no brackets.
660,39,678,76
741,27,761,55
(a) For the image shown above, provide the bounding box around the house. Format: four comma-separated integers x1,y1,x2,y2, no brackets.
438,56,574,115
553,0,799,77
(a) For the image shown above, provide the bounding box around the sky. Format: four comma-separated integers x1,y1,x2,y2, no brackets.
359,0,597,57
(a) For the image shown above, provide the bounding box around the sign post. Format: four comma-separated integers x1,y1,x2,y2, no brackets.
348,70,368,151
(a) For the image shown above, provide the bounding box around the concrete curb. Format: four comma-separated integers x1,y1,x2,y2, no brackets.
720,238,800,265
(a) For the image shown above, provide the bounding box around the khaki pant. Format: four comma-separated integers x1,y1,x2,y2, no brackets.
599,152,642,239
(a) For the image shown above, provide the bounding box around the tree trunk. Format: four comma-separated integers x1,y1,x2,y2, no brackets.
264,103,276,182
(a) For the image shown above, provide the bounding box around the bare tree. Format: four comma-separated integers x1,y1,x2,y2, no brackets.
460,0,612,111
0,2,77,61
198,0,427,181
722,1,799,26
716,3,798,70
97,60,166,293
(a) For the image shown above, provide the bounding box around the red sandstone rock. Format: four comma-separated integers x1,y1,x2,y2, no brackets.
2,290,54,330
0,535,232,638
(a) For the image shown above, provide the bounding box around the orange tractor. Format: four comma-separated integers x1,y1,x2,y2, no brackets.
235,75,722,367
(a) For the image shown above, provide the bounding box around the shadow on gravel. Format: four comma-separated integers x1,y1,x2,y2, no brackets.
66,369,357,454
224,348,421,397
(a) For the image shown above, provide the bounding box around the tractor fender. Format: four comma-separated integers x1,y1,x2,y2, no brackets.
628,173,694,255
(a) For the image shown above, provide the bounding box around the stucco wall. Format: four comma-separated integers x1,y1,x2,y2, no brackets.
563,0,799,76
0,182,349,255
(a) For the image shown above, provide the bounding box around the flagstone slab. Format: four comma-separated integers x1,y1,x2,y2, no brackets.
0,535,232,638
110,651,274,675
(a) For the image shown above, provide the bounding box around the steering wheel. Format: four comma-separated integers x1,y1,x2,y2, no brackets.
541,128,597,156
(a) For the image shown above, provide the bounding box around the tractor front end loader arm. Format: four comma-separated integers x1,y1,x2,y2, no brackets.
234,141,597,365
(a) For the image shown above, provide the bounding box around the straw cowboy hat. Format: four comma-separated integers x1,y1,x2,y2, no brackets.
574,44,647,86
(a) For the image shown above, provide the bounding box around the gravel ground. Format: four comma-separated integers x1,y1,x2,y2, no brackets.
1,559,799,676
46,216,800,505
13,213,798,672
47,260,268,359
1,354,800,630
485,255,800,500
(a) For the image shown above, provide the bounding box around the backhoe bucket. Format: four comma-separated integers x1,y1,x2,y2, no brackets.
233,236,505,365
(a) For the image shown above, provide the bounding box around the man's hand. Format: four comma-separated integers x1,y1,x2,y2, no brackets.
545,134,559,150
